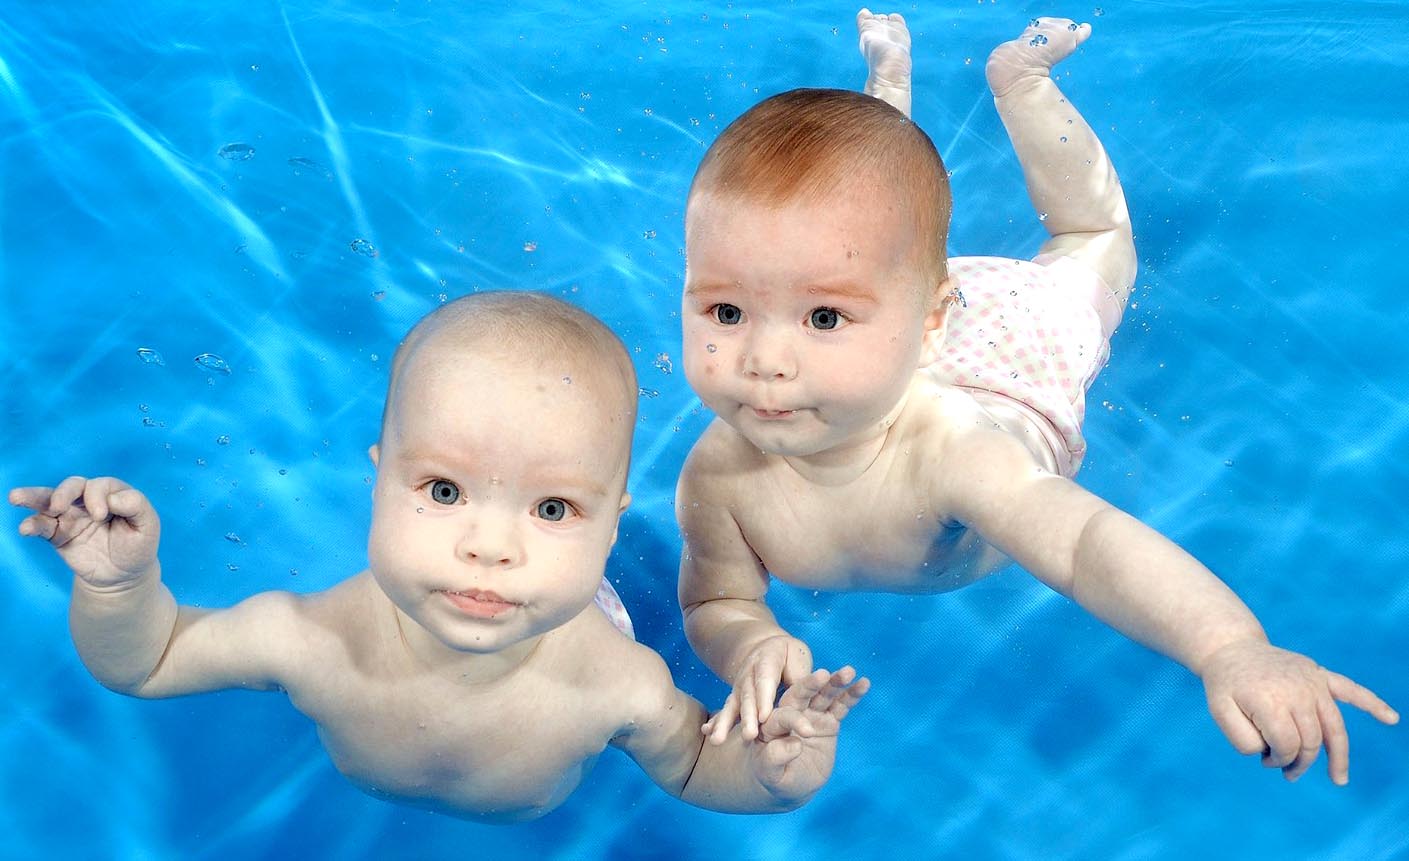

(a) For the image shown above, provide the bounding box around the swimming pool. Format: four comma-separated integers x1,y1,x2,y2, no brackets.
2,1,1405,857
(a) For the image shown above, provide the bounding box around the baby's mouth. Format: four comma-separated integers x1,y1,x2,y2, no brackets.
751,407,797,419
443,589,519,618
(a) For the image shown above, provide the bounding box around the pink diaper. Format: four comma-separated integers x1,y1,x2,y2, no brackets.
594,577,635,640
927,255,1120,477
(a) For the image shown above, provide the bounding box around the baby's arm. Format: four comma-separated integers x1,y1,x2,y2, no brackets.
987,18,1137,305
940,430,1398,784
613,652,868,813
676,446,815,743
11,476,303,697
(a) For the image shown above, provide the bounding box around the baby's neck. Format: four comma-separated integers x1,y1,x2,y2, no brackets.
781,392,911,487
392,607,544,686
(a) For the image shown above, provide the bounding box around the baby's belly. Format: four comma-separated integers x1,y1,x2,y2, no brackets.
313,721,601,822
760,522,1014,594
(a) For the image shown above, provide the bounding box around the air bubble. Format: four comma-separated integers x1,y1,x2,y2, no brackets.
136,347,165,365
350,238,378,257
194,353,232,375
1029,34,1049,46
639,388,660,399
287,157,331,178
216,435,231,445
654,353,673,374
218,143,255,161
224,532,242,544
705,344,717,353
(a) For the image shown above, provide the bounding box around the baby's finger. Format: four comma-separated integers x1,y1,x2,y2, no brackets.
1254,710,1302,770
829,675,871,718
1317,693,1351,786
762,735,804,768
754,652,784,724
805,667,855,712
739,678,760,741
1327,671,1400,725
17,512,59,540
47,476,90,515
762,705,816,740
1208,697,1266,756
707,691,740,745
1282,706,1323,782
107,487,154,531
82,477,126,523
8,486,56,513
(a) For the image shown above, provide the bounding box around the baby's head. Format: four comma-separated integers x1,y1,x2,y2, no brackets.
368,292,637,655
687,87,953,298
682,89,955,457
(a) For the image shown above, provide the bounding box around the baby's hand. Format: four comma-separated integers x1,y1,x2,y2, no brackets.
10,476,161,589
703,634,814,745
1200,640,1399,784
986,17,1092,98
748,667,870,804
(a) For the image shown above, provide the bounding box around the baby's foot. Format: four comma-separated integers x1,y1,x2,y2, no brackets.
857,8,912,117
986,17,1092,98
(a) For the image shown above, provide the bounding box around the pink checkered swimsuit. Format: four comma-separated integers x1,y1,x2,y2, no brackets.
927,255,1121,477
593,577,634,639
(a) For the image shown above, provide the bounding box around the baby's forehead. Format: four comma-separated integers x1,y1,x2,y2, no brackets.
396,336,632,426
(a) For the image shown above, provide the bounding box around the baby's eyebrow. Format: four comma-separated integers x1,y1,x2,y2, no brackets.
682,280,735,299
803,282,879,305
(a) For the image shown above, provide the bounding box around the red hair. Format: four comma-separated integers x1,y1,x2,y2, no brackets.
689,88,952,286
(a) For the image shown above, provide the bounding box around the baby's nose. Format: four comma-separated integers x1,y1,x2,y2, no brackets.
741,331,797,381
456,514,522,567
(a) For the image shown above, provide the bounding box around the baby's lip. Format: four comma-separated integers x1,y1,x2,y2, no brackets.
442,589,520,617
748,405,799,419
448,588,514,603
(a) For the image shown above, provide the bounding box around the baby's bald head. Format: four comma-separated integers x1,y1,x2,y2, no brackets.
380,292,637,456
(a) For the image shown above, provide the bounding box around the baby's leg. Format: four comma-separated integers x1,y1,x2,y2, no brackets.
987,19,1136,326
857,9,911,117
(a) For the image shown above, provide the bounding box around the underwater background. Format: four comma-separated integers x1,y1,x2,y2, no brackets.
1,1,1405,858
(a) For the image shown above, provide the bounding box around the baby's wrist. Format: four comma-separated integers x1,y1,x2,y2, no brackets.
1189,631,1271,677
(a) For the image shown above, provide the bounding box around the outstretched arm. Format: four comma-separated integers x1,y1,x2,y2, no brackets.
11,476,302,697
12,477,178,691
941,429,1399,785
987,18,1137,302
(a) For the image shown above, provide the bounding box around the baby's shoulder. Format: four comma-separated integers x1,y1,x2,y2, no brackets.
678,418,764,494
272,573,393,670
545,611,679,725
896,375,1043,485
897,374,998,444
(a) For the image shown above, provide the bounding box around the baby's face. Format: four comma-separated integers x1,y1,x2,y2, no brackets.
367,346,631,655
683,189,941,458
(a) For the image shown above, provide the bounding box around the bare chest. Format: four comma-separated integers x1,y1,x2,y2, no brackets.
734,467,1009,593
291,672,615,821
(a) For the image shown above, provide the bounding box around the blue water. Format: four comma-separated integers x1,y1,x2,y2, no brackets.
3,2,1406,858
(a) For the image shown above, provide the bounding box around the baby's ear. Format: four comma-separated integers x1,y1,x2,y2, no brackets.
367,444,380,468
610,492,632,548
918,277,956,366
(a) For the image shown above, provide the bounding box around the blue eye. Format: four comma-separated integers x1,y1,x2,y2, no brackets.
809,307,841,330
537,498,569,521
713,304,743,325
429,480,461,505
